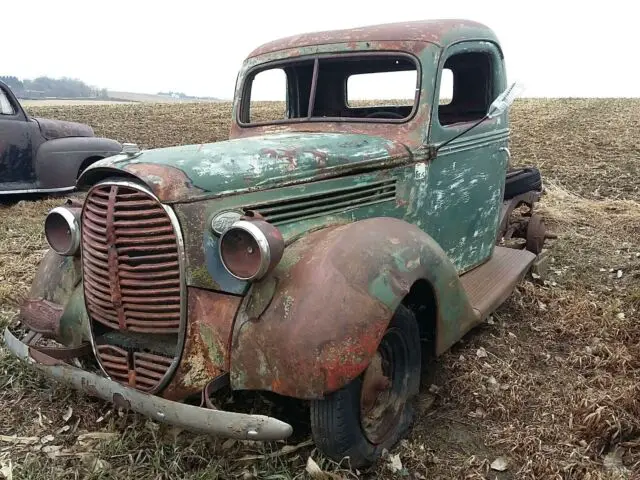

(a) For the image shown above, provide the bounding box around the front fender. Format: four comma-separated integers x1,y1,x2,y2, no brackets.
35,137,123,189
19,249,89,347
229,217,477,400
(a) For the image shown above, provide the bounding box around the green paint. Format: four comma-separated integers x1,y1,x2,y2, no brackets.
172,170,406,291
199,323,225,367
391,249,414,273
362,225,478,353
421,40,509,272
29,250,82,306
86,132,407,203
58,285,90,347
245,277,277,319
190,265,219,290
369,272,397,306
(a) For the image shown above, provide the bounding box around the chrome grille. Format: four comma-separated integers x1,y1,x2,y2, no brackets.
81,182,184,393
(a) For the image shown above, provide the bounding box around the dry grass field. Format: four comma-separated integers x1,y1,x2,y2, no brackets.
0,99,639,479
17,100,136,107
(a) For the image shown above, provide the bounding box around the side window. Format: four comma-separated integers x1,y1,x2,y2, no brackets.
247,68,287,123
439,68,453,105
0,89,15,115
438,51,493,126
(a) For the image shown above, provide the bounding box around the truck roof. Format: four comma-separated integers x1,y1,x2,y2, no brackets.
247,19,500,58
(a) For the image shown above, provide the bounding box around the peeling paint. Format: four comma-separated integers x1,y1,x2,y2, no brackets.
230,217,478,399
84,132,411,204
162,288,241,401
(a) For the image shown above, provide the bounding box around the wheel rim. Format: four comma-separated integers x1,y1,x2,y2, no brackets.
526,214,546,254
359,327,409,444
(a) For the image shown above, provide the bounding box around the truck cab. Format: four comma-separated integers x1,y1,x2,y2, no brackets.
4,19,548,469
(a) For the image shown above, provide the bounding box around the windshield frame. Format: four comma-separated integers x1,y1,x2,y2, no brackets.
236,50,423,128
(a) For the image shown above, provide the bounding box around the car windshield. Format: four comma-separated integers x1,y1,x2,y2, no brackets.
239,53,420,126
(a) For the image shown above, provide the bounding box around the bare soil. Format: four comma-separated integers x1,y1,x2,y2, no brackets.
0,99,638,479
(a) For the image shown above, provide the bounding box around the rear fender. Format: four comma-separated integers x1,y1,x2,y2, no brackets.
229,217,477,400
35,137,123,189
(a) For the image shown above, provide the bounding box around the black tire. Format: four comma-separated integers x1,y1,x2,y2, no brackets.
504,167,542,199
309,304,421,469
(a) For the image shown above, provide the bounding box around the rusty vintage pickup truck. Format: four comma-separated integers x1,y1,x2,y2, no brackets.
4,19,549,468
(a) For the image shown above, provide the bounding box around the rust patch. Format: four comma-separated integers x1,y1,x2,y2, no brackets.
28,342,91,361
162,288,241,401
231,217,475,399
123,162,205,202
29,348,65,366
526,214,546,255
20,298,63,337
82,183,182,335
360,354,390,413
82,182,183,394
246,20,489,57
259,147,331,172
259,147,299,171
231,223,395,399
312,150,328,167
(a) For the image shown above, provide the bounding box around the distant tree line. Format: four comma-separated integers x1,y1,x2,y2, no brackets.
0,75,108,99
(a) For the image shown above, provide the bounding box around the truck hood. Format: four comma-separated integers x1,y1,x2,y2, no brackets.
33,117,94,140
80,132,411,203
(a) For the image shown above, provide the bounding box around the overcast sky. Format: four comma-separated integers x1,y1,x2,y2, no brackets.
3,0,636,99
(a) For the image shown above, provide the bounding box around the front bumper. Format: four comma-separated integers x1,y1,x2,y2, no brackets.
3,327,293,441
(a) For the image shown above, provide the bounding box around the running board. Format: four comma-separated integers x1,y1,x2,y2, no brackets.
460,246,536,320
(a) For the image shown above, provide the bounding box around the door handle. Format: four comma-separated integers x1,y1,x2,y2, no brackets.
499,147,512,168
499,147,511,159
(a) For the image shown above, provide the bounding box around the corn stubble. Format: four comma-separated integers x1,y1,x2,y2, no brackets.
0,100,638,479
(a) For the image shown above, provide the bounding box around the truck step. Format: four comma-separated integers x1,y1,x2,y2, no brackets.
460,246,536,320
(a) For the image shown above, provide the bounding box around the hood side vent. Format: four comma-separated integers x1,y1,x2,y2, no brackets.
243,178,397,224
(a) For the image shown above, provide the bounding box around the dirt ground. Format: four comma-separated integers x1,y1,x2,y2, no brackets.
0,99,638,479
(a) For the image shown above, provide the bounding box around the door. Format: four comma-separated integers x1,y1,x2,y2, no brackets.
0,85,36,184
423,41,509,273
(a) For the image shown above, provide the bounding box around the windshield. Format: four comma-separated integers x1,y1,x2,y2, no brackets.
238,52,420,126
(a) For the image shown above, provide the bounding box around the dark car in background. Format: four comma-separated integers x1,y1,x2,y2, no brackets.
0,80,122,195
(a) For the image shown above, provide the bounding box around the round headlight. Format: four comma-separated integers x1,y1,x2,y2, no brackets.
219,219,284,281
44,206,81,256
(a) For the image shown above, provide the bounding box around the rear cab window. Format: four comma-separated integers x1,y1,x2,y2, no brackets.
239,53,420,125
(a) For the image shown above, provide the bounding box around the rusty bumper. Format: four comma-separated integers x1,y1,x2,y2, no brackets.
3,327,293,441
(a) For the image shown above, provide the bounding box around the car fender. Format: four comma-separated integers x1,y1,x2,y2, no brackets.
19,248,89,347
35,137,123,189
229,216,477,400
